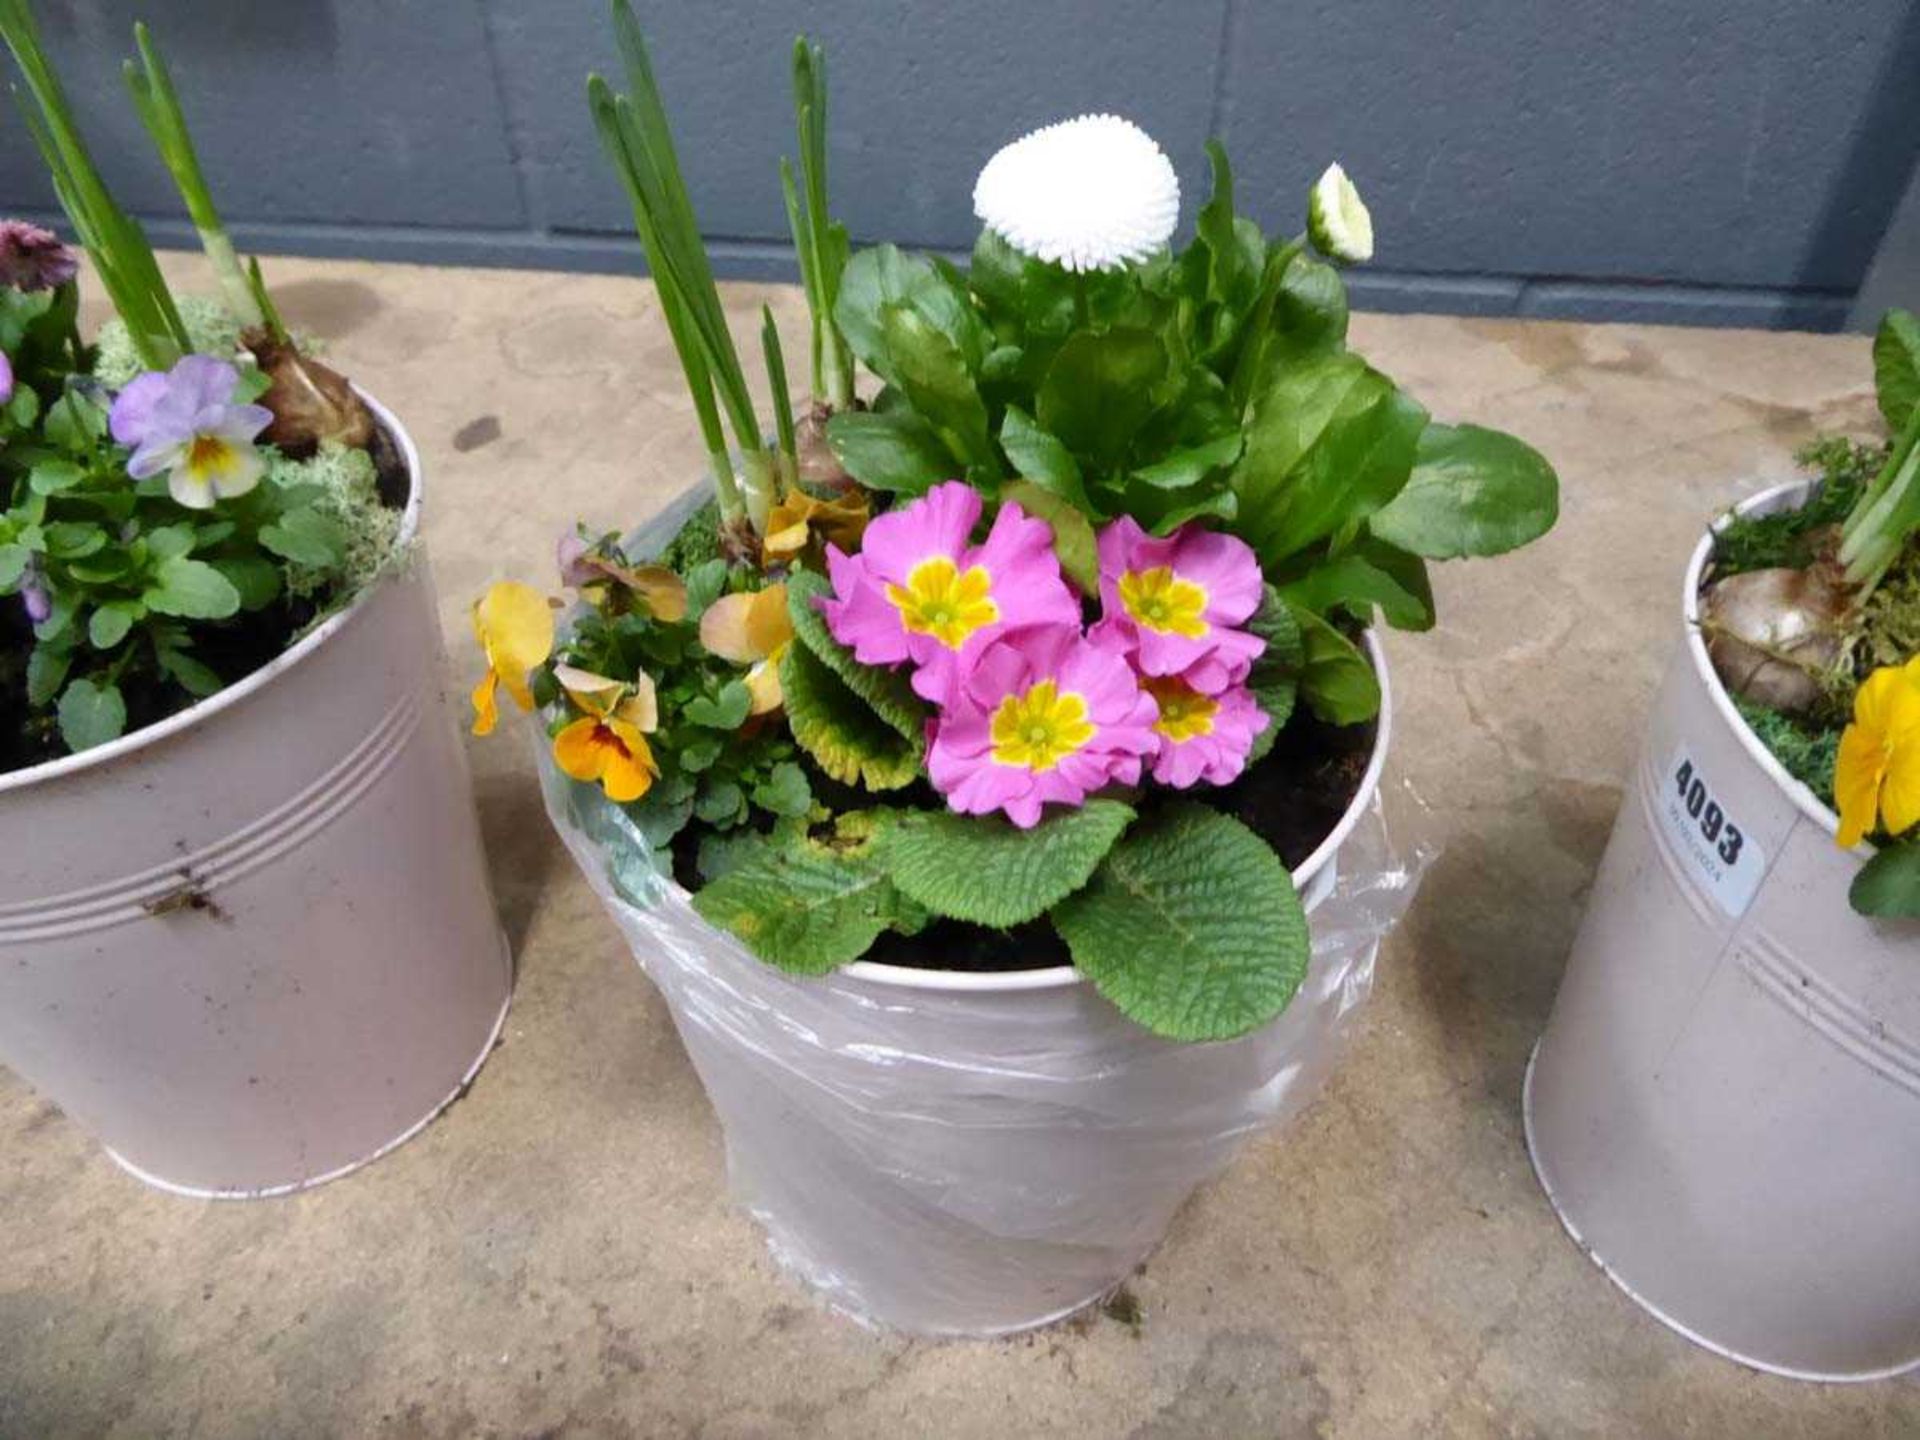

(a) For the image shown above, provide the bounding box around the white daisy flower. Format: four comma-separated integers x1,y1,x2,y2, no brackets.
972,114,1180,273
1308,162,1374,265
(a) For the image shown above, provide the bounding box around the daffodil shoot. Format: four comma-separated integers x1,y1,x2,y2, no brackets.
0,5,405,767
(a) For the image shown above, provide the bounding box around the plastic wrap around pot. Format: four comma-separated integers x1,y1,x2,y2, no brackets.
541,740,1431,1336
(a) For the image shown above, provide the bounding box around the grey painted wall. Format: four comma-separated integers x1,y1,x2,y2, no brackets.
3,0,1917,330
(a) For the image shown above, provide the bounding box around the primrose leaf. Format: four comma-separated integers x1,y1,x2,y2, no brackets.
1368,422,1559,560
1244,587,1304,762
824,409,953,497
878,799,1134,928
683,680,752,731
779,641,923,790
1000,480,1099,595
1037,327,1170,473
691,812,914,974
260,506,349,568
1873,308,1920,434
56,677,127,753
999,405,1090,511
785,569,927,741
1290,602,1381,725
1052,803,1311,1041
144,556,241,620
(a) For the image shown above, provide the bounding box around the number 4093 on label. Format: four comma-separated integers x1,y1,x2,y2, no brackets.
1659,745,1765,917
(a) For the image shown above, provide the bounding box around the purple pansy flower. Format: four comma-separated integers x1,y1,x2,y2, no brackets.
109,355,273,510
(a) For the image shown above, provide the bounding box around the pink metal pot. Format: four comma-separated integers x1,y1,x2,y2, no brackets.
0,395,512,1198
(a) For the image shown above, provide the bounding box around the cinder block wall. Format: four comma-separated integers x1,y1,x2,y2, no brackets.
4,0,1917,330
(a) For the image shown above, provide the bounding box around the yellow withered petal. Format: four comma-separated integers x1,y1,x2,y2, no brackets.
700,585,792,663
617,671,660,733
553,663,626,717
744,646,787,716
473,581,554,712
470,671,501,737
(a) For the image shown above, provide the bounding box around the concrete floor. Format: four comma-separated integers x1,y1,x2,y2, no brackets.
3,253,1916,1438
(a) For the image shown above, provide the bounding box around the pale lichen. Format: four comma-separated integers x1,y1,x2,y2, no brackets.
266,441,403,605
91,295,245,388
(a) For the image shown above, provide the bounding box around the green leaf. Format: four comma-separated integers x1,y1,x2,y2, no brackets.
785,569,927,741
999,405,1090,511
1368,422,1560,560
87,599,141,650
212,554,284,611
56,677,127,753
779,640,923,790
1000,480,1099,595
969,228,1076,338
691,812,913,974
144,556,241,619
44,391,106,453
158,645,222,698
1037,328,1170,473
259,506,349,568
1234,360,1428,563
25,645,71,707
879,301,996,473
28,458,85,495
43,521,106,560
694,778,747,826
1130,431,1245,492
1291,603,1381,725
145,524,196,561
684,557,729,616
836,244,989,384
683,680,752,730
750,760,814,817
1850,840,1920,918
1279,552,1431,631
824,409,953,497
1052,803,1311,1041
0,543,29,589
1874,308,1920,433
878,799,1135,928
1245,587,1304,762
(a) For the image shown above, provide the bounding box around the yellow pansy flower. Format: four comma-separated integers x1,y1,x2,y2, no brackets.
470,581,555,737
1834,658,1920,848
550,663,659,804
698,583,794,716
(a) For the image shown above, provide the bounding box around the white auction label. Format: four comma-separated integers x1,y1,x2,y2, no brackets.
1657,744,1767,918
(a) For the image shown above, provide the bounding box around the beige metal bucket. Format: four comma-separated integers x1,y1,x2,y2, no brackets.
1525,478,1920,1381
0,395,513,1198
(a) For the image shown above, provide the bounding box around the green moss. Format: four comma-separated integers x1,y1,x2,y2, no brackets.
657,497,723,571
92,296,245,387
1735,697,1840,806
267,443,403,605
1858,544,1920,670
1710,438,1884,577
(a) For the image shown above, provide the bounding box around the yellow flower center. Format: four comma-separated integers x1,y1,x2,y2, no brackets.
1118,566,1209,637
989,680,1095,773
886,555,999,650
186,433,239,478
1143,675,1219,742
